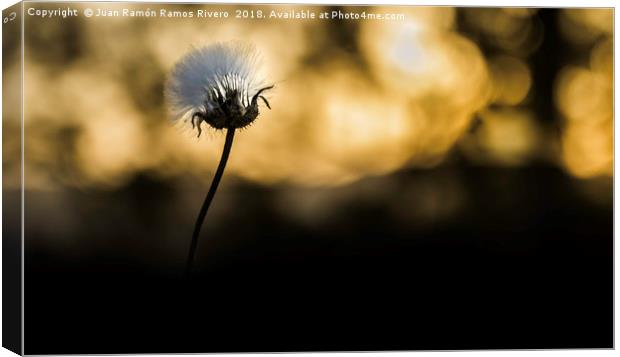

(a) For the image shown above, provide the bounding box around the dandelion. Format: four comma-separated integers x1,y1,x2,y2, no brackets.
165,41,274,277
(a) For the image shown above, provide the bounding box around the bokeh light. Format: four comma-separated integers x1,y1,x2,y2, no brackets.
555,8,613,179
9,5,612,191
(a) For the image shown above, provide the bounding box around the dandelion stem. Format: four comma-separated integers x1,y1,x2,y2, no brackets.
185,128,236,277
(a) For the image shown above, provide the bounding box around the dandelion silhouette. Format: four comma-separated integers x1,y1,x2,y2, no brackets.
165,42,273,277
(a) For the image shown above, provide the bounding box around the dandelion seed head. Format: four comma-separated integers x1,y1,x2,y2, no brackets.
165,41,273,135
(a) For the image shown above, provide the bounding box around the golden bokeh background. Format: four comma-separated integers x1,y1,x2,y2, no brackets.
6,7,614,349
5,5,613,191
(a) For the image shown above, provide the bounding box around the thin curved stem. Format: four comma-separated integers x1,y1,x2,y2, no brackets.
185,128,236,278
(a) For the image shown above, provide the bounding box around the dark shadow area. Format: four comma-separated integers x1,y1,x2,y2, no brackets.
23,164,612,353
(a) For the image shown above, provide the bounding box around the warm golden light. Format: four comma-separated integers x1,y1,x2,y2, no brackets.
488,55,532,106
555,66,612,178
17,5,613,190
479,109,541,166
555,8,613,179
559,9,613,47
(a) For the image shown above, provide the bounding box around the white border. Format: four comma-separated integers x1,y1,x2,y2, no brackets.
0,1,616,357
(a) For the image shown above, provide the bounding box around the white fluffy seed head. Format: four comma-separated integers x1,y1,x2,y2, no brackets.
164,41,267,126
